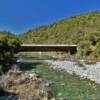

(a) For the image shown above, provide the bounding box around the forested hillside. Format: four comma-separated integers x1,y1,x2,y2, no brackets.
18,12,100,44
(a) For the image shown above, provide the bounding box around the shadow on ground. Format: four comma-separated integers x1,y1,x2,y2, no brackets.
19,56,57,60
18,62,42,71
0,89,17,100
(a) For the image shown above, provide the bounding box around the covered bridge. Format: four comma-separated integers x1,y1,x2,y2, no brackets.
17,44,77,54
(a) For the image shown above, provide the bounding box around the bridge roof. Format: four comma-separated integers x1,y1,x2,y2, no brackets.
21,44,77,47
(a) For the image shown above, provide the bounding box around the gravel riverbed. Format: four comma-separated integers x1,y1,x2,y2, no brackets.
45,60,100,84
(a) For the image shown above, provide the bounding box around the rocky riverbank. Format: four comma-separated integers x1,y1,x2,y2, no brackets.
45,60,100,84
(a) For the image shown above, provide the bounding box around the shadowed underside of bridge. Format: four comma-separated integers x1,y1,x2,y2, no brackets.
17,44,77,54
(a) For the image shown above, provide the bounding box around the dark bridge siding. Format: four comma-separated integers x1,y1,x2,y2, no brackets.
17,45,77,54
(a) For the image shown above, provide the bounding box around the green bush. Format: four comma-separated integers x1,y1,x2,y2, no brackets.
0,36,21,73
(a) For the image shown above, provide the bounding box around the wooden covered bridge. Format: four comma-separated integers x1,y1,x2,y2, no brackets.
17,44,77,54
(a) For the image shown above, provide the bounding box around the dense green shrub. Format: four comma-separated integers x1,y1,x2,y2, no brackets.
0,35,21,73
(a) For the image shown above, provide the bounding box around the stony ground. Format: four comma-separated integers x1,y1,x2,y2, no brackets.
45,60,100,84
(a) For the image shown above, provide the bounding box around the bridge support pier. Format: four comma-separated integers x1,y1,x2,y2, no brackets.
39,52,42,57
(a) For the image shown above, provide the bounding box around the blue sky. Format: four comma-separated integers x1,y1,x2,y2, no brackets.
0,0,100,34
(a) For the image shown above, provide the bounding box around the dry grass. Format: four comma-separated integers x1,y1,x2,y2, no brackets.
0,72,49,100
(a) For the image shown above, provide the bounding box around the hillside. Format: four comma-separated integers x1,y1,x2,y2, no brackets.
0,31,14,38
18,11,100,44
